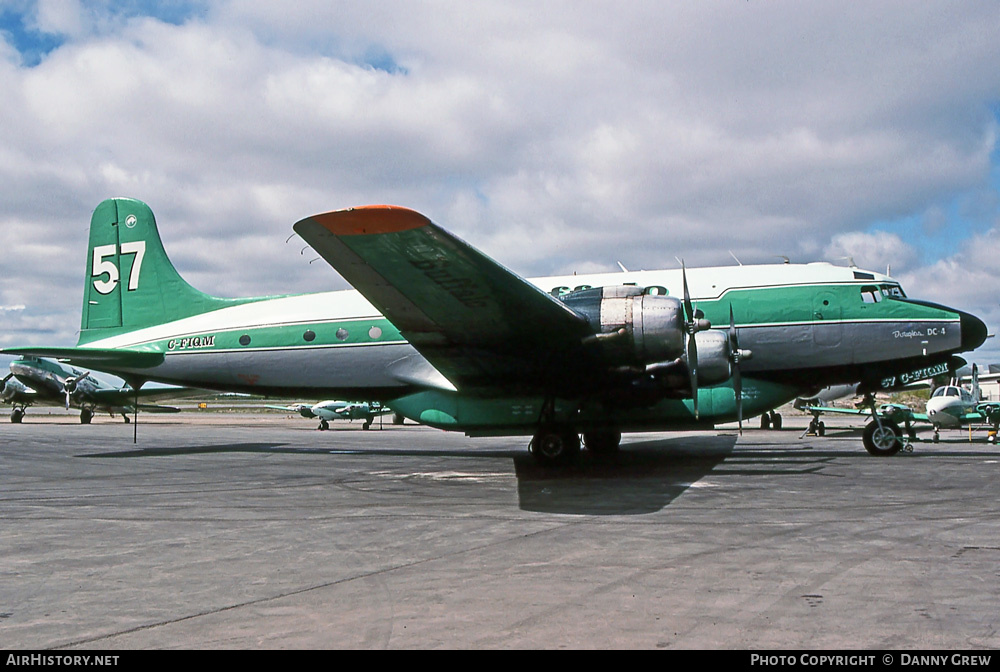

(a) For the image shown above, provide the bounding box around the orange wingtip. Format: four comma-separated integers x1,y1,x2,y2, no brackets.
307,205,432,236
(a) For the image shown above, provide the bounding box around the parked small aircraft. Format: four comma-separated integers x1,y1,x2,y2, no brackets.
269,399,392,430
2,198,988,465
799,364,1000,451
2,356,187,423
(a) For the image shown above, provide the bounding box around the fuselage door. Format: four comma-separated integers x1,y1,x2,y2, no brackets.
813,291,843,347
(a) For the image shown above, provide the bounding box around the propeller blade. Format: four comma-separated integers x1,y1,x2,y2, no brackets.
681,262,700,418
682,260,694,322
65,389,71,410
729,305,742,433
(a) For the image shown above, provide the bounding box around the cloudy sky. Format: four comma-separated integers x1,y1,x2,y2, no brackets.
2,1,1000,370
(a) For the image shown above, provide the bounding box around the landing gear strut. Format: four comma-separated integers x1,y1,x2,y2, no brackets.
11,407,25,423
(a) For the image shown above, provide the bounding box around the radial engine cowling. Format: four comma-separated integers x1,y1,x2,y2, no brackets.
560,285,733,386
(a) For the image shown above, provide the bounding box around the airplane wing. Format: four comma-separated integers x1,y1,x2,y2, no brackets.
294,206,594,393
0,346,164,370
87,386,200,406
801,403,926,423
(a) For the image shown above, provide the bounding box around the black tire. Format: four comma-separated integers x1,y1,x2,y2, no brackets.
392,411,405,425
583,430,622,455
760,414,771,430
771,413,783,430
530,428,580,467
863,420,902,456
817,421,825,437
11,409,23,424
80,409,93,424
318,419,329,431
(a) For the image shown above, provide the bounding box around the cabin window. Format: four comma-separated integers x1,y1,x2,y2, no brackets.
369,326,383,339
303,330,316,342
239,334,251,346
336,328,349,341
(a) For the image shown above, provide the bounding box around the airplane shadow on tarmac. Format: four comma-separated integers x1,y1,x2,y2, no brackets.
82,434,746,515
78,433,997,515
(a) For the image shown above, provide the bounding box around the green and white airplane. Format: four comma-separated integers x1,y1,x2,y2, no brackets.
2,198,987,464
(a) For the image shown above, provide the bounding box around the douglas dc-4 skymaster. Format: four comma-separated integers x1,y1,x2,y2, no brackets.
3,198,987,465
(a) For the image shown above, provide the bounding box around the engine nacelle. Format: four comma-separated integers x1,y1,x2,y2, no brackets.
690,329,733,386
560,285,734,388
561,286,684,363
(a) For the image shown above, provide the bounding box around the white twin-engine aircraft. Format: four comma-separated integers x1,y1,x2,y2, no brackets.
3,198,987,465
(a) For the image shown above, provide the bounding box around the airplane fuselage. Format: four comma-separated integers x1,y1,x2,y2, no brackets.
66,262,981,432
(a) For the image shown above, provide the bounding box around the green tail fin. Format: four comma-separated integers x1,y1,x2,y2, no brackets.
79,198,255,344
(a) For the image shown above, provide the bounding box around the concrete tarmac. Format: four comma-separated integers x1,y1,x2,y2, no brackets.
1,411,999,650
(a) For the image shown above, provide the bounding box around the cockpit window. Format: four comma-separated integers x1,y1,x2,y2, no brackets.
881,284,906,299
860,286,882,304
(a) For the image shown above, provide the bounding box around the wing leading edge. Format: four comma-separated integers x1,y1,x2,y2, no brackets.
294,206,593,392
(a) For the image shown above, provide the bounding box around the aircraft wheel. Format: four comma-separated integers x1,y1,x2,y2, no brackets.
80,409,93,424
392,411,405,425
863,420,902,456
817,421,825,437
583,430,621,455
363,420,372,430
760,414,771,430
11,409,24,423
530,428,580,467
124,415,131,424
770,412,782,430
318,419,329,431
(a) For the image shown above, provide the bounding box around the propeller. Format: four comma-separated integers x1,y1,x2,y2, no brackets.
1,373,12,400
62,371,91,410
729,305,753,433
681,262,711,419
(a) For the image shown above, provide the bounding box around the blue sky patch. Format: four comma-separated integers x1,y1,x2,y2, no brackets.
0,8,64,66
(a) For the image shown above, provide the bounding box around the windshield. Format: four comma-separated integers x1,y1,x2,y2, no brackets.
881,283,906,299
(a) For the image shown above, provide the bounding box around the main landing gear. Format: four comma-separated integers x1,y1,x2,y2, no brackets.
528,427,623,467
805,417,826,436
10,407,25,423
759,411,782,430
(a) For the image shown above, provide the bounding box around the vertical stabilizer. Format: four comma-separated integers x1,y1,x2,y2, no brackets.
79,198,255,344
